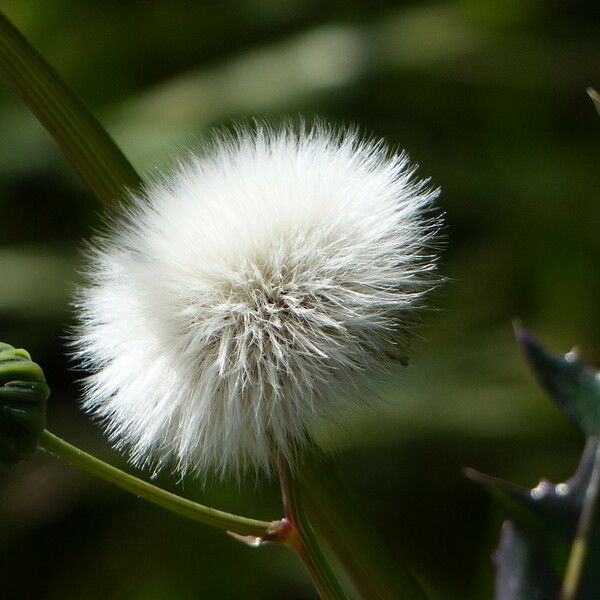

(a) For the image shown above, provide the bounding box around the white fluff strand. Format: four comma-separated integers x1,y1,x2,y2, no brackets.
73,123,442,479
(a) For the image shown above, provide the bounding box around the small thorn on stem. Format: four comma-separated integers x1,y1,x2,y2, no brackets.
228,518,295,547
227,531,265,547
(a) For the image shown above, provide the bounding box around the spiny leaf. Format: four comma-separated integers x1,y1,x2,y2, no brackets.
473,328,600,599
515,324,600,436
469,441,597,599
494,520,561,600
468,438,596,537
465,467,542,527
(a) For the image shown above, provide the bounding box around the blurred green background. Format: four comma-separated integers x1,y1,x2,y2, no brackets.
0,0,598,598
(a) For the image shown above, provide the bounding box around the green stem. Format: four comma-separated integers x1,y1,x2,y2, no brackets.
39,429,273,537
279,456,348,600
0,11,142,206
298,452,428,600
561,438,600,600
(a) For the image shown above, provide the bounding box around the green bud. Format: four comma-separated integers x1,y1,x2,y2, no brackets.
0,343,49,467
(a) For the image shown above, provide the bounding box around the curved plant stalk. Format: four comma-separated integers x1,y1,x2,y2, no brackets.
0,11,142,206
40,427,353,599
561,438,600,600
40,429,273,538
278,456,348,600
298,451,428,600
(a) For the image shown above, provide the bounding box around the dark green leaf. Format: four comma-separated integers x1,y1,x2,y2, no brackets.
494,521,561,600
471,328,600,598
468,440,598,599
0,11,142,207
515,325,600,436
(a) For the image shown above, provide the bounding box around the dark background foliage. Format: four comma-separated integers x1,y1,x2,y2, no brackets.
0,1,598,598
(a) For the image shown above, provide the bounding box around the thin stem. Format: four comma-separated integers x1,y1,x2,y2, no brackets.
39,429,273,537
298,451,428,599
279,457,348,600
0,11,142,206
561,438,600,600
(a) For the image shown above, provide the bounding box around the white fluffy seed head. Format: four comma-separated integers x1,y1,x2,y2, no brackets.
73,123,442,479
